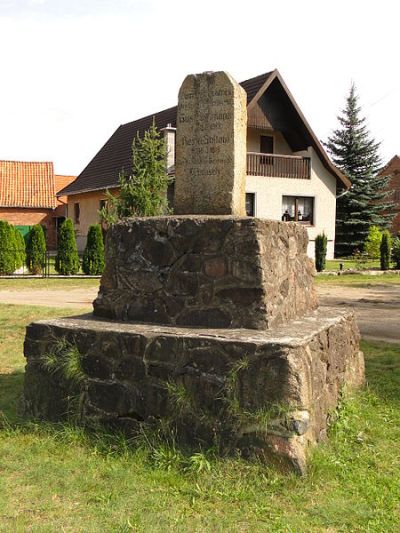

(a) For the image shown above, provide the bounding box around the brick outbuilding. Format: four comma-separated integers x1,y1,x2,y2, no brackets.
0,160,75,248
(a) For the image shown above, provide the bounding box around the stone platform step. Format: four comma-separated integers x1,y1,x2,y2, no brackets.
23,307,364,474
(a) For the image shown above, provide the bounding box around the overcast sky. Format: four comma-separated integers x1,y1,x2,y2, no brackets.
0,0,399,176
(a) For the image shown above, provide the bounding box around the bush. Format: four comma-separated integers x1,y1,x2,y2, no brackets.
392,237,400,269
55,218,80,275
0,221,17,275
380,230,392,271
82,224,105,275
364,226,382,259
13,227,26,270
26,225,46,274
315,232,328,272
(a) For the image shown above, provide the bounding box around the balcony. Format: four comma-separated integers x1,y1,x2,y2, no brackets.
247,152,311,179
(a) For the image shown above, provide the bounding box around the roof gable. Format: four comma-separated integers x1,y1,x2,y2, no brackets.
0,160,56,209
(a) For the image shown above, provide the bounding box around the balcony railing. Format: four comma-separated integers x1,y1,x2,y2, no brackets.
247,152,311,179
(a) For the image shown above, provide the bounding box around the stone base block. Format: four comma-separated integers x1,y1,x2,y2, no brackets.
23,308,364,473
94,216,317,329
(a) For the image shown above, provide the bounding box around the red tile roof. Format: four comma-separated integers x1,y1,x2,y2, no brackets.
0,160,57,209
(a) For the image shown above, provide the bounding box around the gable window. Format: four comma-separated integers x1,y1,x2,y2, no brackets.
282,196,314,224
246,193,256,217
74,203,80,225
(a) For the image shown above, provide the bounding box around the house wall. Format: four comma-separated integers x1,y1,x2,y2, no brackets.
69,131,338,259
245,146,337,259
380,157,400,234
67,190,117,251
0,207,58,248
247,128,292,155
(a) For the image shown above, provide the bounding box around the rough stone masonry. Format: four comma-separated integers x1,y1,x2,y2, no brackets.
23,71,364,474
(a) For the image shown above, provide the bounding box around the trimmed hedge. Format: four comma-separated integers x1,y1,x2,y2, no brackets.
380,230,392,271
26,225,46,274
0,221,17,275
82,224,105,275
315,232,328,272
55,218,80,275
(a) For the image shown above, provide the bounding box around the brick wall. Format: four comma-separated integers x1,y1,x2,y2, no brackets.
380,156,400,234
0,207,57,248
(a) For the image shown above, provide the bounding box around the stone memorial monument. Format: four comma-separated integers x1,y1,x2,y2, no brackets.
174,71,247,215
23,71,364,474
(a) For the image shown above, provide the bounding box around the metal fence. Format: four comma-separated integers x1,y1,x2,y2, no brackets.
0,251,54,277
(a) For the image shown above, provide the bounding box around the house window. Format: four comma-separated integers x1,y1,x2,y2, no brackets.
282,196,314,224
99,199,107,211
246,193,256,217
74,203,80,224
394,190,400,202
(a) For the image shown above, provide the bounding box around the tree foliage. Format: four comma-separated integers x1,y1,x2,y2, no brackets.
55,219,80,275
100,121,170,225
13,227,26,270
325,84,392,257
0,221,17,275
380,230,392,271
364,226,382,260
392,237,400,269
82,224,105,275
26,225,46,274
315,232,328,272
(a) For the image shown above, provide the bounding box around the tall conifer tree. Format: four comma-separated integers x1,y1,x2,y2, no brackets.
325,84,392,257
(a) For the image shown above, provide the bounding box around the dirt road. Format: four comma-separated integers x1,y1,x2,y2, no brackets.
0,284,399,342
0,288,98,309
318,284,400,343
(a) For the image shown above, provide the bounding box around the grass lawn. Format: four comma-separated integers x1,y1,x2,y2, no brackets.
1,304,400,531
315,273,400,287
326,258,383,271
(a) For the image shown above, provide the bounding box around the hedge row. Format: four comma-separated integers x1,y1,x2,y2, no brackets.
0,220,105,276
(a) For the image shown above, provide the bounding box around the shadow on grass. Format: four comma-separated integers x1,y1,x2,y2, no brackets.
0,371,24,423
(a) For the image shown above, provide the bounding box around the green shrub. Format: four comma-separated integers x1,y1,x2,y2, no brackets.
26,225,46,274
364,225,382,259
0,221,17,275
82,224,105,275
380,230,392,271
315,232,328,272
13,227,26,270
392,237,400,269
55,218,80,275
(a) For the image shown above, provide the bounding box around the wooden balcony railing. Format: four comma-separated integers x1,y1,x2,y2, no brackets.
246,152,311,179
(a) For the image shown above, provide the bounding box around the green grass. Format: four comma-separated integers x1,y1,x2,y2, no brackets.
315,273,400,286
1,304,400,530
0,278,100,290
326,258,382,271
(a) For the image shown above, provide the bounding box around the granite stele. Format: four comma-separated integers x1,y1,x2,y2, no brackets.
23,71,364,474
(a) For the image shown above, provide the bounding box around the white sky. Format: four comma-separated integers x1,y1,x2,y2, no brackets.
0,0,399,176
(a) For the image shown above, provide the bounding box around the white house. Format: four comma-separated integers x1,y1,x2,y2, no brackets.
59,70,349,258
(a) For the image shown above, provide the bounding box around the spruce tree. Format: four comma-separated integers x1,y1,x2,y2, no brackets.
82,224,105,275
100,121,170,225
55,218,80,275
26,225,46,274
325,84,392,257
